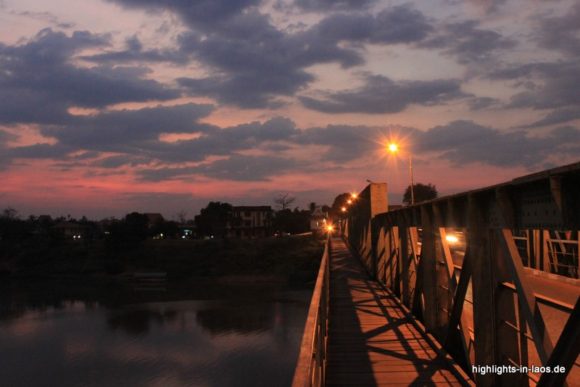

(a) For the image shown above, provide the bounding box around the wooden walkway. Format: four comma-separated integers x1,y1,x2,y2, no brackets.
326,237,472,386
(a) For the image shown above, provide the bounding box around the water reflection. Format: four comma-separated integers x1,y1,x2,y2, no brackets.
0,280,310,387
196,303,274,335
107,308,180,336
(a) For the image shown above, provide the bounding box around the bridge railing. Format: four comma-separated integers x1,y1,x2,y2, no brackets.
344,161,580,387
291,237,330,387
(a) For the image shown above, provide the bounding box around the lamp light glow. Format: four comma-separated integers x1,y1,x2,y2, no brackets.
445,234,459,244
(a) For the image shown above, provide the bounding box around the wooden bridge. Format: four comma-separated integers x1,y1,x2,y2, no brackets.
292,162,580,387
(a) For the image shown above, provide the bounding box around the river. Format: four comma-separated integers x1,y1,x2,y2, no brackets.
0,280,311,387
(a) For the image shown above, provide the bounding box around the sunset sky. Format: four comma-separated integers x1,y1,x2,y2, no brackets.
1,0,579,219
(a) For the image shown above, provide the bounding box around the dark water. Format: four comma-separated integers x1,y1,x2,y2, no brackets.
0,280,311,387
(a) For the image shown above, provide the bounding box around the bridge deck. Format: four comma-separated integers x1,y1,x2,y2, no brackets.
326,237,472,386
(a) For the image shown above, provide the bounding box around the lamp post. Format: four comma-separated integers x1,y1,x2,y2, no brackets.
388,143,415,205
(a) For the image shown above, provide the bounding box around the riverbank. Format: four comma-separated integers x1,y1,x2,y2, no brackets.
2,235,325,283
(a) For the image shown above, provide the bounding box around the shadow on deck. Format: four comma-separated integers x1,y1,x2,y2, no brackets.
326,237,473,387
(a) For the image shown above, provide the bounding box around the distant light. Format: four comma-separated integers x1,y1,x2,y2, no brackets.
351,193,358,199
388,143,399,153
326,224,335,232
347,199,352,204
446,234,459,244
341,206,347,212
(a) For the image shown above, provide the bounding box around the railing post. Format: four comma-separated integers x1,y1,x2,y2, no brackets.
421,205,438,333
468,194,497,387
400,224,410,306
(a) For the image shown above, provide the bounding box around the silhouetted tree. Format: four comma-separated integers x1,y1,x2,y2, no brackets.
403,183,438,205
274,193,296,210
329,193,351,220
195,202,233,238
175,210,188,224
2,208,18,219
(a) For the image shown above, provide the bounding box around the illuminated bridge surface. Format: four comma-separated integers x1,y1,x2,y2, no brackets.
325,237,472,386
293,162,580,387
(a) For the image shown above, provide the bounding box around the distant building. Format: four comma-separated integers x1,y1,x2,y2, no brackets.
310,206,327,233
228,206,273,238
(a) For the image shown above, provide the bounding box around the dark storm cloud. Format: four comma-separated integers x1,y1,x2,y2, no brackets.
520,109,580,129
534,2,580,56
300,74,467,114
176,10,360,108
138,154,300,182
145,117,299,163
106,0,260,29
8,143,74,159
177,5,432,108
42,103,214,153
287,0,377,12
296,123,385,162
93,155,151,168
312,5,432,44
417,120,580,167
81,36,189,64
443,0,508,14
467,96,501,111
420,20,515,64
0,29,180,125
191,154,302,181
489,61,580,110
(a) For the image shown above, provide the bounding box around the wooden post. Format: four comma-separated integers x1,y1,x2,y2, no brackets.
400,225,410,307
468,194,497,387
433,204,450,340
421,205,438,333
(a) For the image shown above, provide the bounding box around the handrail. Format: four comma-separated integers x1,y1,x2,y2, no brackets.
291,237,330,387
341,161,580,385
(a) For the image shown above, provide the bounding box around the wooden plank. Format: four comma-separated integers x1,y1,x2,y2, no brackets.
324,237,472,387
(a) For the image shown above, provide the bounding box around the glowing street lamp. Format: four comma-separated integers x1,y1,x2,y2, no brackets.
387,142,415,205
341,206,347,212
